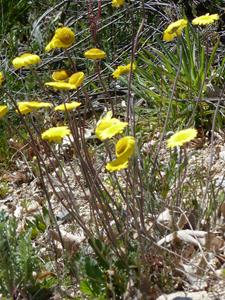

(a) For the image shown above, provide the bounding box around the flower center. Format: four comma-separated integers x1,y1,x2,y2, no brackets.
117,144,127,156
59,32,73,44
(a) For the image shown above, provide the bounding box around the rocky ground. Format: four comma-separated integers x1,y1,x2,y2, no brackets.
1,129,225,299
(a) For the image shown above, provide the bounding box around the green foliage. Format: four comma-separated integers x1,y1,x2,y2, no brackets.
74,238,137,299
135,24,224,129
0,181,9,198
0,0,31,35
0,122,11,169
0,211,54,298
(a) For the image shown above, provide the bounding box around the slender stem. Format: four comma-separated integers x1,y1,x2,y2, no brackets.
95,60,114,113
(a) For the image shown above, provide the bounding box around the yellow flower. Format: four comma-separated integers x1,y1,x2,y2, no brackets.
95,111,128,141
84,48,106,60
45,82,77,90
0,105,8,118
116,136,135,160
192,13,219,26
112,0,125,8
106,136,135,172
16,101,52,115
106,158,129,171
52,70,69,81
12,53,41,69
167,128,197,148
68,72,85,88
54,101,81,112
41,126,71,143
112,62,136,79
45,27,75,52
163,19,188,42
0,72,4,86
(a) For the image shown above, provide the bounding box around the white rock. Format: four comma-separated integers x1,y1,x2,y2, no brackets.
157,291,210,300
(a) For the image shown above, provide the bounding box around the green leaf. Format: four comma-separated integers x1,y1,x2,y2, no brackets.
80,280,95,297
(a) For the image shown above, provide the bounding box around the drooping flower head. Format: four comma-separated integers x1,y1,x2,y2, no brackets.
84,48,106,60
106,136,135,172
0,105,8,118
68,72,85,88
167,128,197,148
192,13,219,26
95,111,128,141
54,101,81,112
12,53,41,70
115,136,135,160
0,72,4,86
163,19,188,42
112,62,136,79
41,126,71,143
112,0,125,8
16,101,52,115
52,70,69,81
45,27,75,52
45,81,78,90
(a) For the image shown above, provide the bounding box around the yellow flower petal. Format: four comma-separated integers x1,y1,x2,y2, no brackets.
16,101,52,114
0,72,4,86
84,48,106,60
106,136,135,172
26,102,52,109
54,101,81,112
41,126,71,143
112,62,136,79
115,136,135,160
12,53,41,70
68,72,85,88
106,158,129,172
98,122,128,141
0,105,8,118
167,128,197,148
192,13,219,26
52,70,69,81
16,102,33,114
163,31,176,42
163,19,188,42
45,82,77,90
112,0,125,8
45,27,75,52
95,111,128,141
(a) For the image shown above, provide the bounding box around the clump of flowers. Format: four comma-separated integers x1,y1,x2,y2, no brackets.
112,62,136,79
54,102,81,112
52,70,69,81
41,126,71,143
12,53,41,69
192,13,219,26
46,71,85,90
84,48,106,60
163,19,188,42
106,136,135,171
16,101,52,115
112,0,125,8
95,111,128,141
45,27,75,52
0,105,8,118
167,128,197,148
